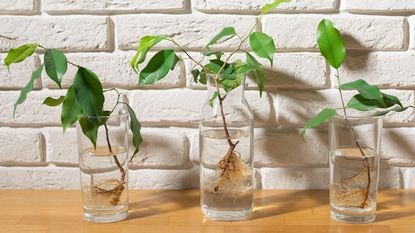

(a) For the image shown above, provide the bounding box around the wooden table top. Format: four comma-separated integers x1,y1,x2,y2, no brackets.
0,189,414,233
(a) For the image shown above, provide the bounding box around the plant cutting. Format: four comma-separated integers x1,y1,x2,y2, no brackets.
301,19,412,223
130,0,291,220
4,43,143,222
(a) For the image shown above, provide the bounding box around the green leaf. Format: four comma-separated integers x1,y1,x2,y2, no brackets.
246,53,266,97
191,69,200,83
126,104,143,158
209,92,219,107
205,27,236,49
317,19,346,69
202,49,224,60
139,50,180,84
44,49,67,89
347,95,379,111
79,117,99,149
61,85,82,132
13,64,44,117
341,79,383,101
249,32,276,66
347,93,405,112
207,59,234,75
300,108,336,140
218,74,243,92
199,70,207,85
5,43,38,70
261,0,291,14
131,35,166,74
43,96,65,106
73,67,104,117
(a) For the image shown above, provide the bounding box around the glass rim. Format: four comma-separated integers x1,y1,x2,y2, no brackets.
332,113,383,120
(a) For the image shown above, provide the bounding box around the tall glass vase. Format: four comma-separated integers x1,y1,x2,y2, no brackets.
76,113,129,223
329,113,382,224
199,74,254,221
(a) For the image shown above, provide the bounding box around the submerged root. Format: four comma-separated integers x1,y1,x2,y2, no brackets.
209,142,253,199
92,179,125,206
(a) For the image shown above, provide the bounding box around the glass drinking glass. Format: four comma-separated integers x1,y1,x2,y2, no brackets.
76,113,129,223
329,113,382,224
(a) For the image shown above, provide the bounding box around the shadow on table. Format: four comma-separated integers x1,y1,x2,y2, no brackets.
376,190,415,222
250,190,328,220
127,190,199,220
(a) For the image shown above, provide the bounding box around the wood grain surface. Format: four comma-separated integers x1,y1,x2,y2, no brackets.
0,189,414,233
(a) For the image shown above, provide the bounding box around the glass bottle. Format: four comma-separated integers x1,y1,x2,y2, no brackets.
199,74,254,221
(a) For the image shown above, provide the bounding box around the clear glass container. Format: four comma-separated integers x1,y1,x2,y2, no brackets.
199,74,254,221
76,113,129,223
329,112,382,224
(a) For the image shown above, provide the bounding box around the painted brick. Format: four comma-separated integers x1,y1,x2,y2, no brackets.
402,168,415,188
193,0,338,13
0,0,38,14
44,0,185,14
0,166,80,189
382,128,415,166
260,167,329,189
254,129,328,167
44,127,77,165
129,89,273,127
0,90,63,126
42,52,184,89
0,16,110,52
129,166,199,189
0,128,42,163
130,128,190,168
335,52,415,89
0,55,40,90
115,15,256,51
263,15,406,51
345,0,415,13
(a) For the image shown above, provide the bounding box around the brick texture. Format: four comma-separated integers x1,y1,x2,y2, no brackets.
0,0,414,190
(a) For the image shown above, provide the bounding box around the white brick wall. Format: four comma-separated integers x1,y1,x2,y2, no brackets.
0,0,414,190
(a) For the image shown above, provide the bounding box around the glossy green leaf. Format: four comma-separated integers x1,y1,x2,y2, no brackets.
13,64,44,117
131,35,166,74
341,79,383,102
199,70,207,85
79,117,99,149
261,0,291,14
61,85,82,132
43,96,65,106
300,108,336,140
218,74,243,92
139,50,180,84
249,32,276,66
317,19,345,69
207,59,234,75
209,92,219,107
205,27,236,49
126,104,143,158
73,67,104,117
191,69,200,83
246,53,266,97
5,43,38,70
347,93,405,112
44,49,67,89
347,95,379,111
